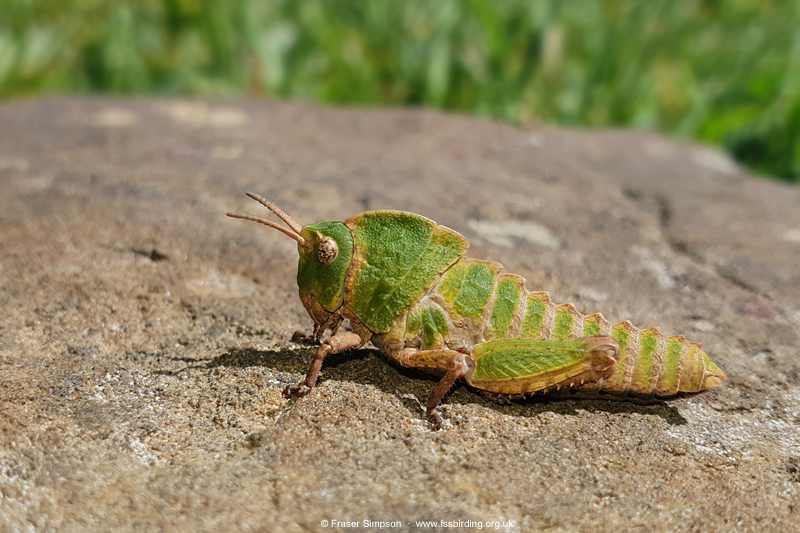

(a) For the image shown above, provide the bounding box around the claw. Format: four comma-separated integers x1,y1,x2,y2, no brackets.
290,331,319,346
428,410,444,431
283,383,312,398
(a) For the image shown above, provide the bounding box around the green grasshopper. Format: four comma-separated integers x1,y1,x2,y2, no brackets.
228,193,726,429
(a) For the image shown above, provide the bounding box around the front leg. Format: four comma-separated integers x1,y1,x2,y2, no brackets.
283,332,363,398
396,348,471,430
291,330,319,346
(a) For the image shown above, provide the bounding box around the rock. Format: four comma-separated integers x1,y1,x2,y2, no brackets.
1,97,798,531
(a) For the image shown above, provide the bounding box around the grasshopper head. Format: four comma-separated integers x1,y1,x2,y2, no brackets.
296,221,353,326
227,193,353,329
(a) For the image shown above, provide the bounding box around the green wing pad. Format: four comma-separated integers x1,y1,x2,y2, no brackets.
379,298,453,352
433,257,501,325
467,337,610,394
297,221,354,313
471,337,593,380
420,305,449,349
344,211,468,333
520,291,553,338
403,306,422,340
486,274,525,340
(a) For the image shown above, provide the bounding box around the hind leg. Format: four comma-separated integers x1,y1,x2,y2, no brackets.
395,348,470,429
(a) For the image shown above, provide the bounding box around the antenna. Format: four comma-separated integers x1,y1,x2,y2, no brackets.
227,194,311,252
244,192,303,234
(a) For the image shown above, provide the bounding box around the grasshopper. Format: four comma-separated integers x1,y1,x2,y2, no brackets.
228,193,726,428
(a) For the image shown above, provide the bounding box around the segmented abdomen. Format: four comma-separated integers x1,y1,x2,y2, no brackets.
484,273,725,400
381,257,725,399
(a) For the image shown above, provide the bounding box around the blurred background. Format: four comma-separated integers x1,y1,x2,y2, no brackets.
1,0,798,183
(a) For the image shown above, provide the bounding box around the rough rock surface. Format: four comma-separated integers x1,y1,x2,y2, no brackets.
1,97,799,532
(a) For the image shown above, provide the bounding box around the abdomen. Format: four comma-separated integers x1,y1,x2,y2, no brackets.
515,291,725,400
381,257,725,399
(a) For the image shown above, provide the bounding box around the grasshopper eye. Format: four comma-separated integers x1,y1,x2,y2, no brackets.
318,237,338,265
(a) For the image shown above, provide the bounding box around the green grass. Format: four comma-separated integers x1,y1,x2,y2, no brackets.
2,0,799,182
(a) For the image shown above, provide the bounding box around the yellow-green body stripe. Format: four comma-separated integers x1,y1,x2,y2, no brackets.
603,321,637,392
487,275,523,339
679,343,703,392
583,313,610,336
629,329,660,395
583,319,601,336
552,307,573,340
656,336,685,396
520,292,549,338
433,258,501,325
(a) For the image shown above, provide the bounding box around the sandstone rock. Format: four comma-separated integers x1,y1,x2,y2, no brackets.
1,98,798,531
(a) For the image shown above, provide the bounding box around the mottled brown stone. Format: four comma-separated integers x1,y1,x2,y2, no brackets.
1,98,799,531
